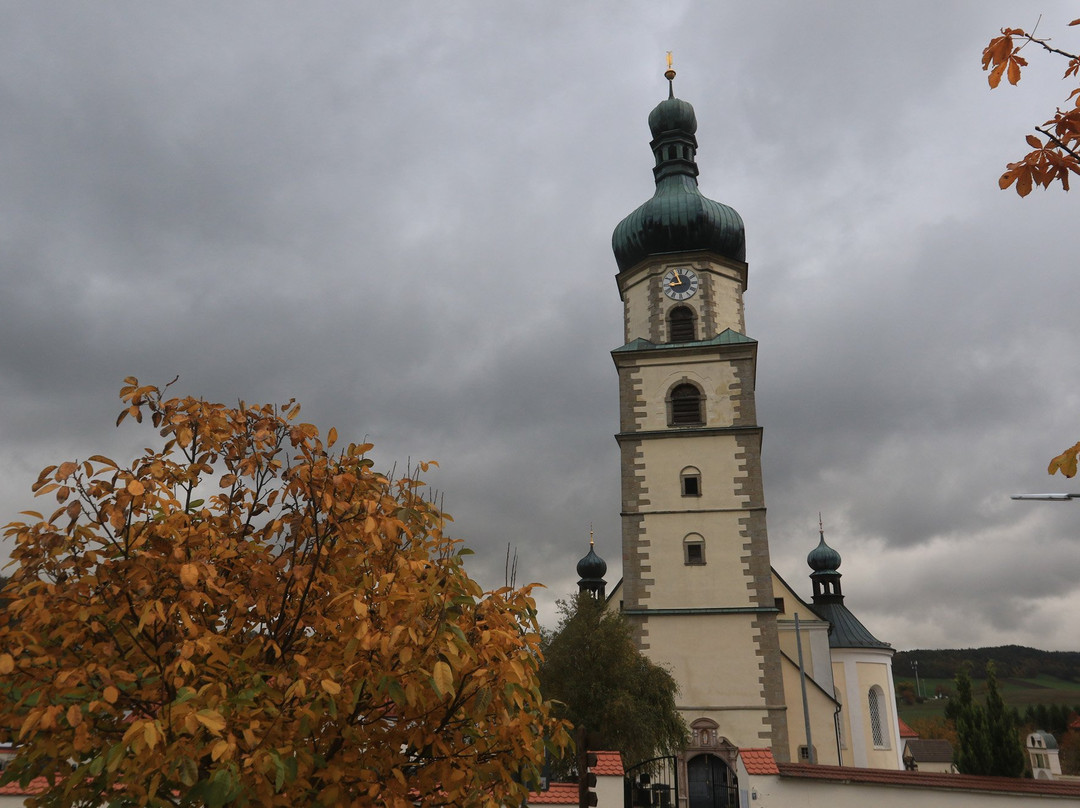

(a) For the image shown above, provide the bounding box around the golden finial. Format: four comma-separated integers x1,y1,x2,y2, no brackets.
818,512,824,537
589,523,594,547
664,52,676,97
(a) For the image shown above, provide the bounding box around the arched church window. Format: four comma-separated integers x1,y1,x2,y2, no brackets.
670,383,704,426
868,685,889,748
668,305,696,342
684,534,705,565
680,466,702,497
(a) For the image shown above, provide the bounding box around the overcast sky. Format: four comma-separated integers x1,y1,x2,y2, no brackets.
1,2,1078,653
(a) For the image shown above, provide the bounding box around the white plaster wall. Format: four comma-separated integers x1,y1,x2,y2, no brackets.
739,772,1080,808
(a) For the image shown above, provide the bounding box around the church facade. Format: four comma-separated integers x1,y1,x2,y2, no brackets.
596,64,903,794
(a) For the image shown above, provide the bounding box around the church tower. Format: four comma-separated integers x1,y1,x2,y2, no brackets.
610,64,789,759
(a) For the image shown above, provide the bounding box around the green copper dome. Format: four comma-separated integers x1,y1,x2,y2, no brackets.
807,533,842,573
612,88,745,273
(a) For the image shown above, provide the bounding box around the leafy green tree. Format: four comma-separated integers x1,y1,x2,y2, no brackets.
539,594,687,773
0,379,568,808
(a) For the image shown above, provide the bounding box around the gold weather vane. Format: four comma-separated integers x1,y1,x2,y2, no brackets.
665,51,676,97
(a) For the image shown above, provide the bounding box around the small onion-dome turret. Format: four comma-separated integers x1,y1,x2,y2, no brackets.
612,66,745,273
808,519,891,650
807,533,842,573
577,545,608,580
576,534,607,600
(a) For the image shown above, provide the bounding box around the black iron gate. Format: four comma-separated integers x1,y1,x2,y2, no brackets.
624,755,679,808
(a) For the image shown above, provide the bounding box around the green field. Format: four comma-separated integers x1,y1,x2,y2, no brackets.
895,673,1080,723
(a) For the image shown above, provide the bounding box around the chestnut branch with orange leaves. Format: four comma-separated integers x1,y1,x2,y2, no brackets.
0,378,568,808
982,18,1080,195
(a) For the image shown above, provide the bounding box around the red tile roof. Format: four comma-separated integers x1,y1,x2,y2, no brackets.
594,750,624,776
527,753,622,804
528,782,580,804
898,717,918,738
0,776,49,796
739,748,780,775
776,762,1080,797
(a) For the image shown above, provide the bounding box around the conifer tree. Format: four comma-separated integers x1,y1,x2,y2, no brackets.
984,662,1026,777
948,663,1025,777
948,667,993,775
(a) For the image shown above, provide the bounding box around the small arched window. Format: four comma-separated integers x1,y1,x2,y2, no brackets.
684,534,705,565
868,686,888,748
670,383,704,426
680,466,702,497
668,306,696,342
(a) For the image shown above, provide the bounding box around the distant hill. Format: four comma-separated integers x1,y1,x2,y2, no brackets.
894,646,1080,682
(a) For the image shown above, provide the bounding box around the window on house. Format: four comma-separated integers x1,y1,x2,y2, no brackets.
798,745,816,762
774,597,785,614
680,466,701,497
684,534,705,565
668,305,696,342
869,686,888,748
670,383,704,426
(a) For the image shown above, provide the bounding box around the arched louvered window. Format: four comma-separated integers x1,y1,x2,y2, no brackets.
670,383,704,426
669,306,696,342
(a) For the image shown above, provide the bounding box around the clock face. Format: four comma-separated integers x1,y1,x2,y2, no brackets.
662,267,699,301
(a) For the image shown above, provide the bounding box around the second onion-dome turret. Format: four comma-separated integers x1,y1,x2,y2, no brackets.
808,519,891,650
576,532,607,600
611,63,745,273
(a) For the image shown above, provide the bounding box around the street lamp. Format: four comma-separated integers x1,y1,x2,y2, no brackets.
1010,493,1080,501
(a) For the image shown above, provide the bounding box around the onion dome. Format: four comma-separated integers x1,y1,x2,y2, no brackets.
576,533,607,600
807,533,842,573
577,544,607,580
612,67,745,273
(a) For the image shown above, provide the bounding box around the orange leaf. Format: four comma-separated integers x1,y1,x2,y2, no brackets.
195,709,226,735
433,660,455,699
988,61,1007,89
1026,134,1042,149
180,564,199,588
1007,58,1022,85
127,479,145,496
103,686,119,704
0,653,14,674
321,679,341,695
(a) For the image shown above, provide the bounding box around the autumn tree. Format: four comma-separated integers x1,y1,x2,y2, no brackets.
982,17,1080,195
0,378,567,808
538,594,687,776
